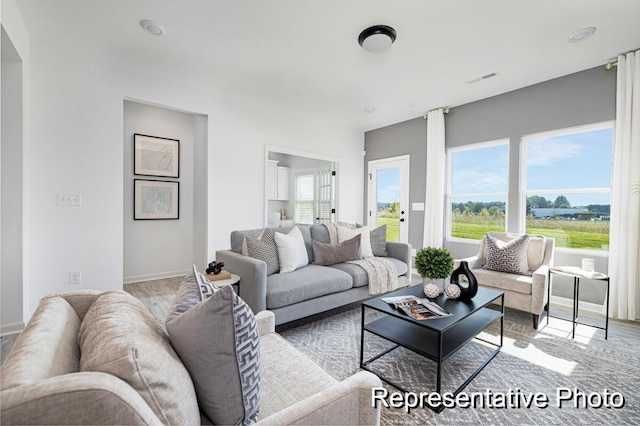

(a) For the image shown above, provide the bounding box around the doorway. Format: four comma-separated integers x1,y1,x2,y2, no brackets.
265,146,338,227
367,155,410,243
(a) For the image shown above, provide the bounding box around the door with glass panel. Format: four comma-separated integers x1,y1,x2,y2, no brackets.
367,156,410,243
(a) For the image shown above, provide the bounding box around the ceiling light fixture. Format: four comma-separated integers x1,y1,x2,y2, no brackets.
567,27,596,43
363,107,376,114
358,25,396,53
140,20,166,36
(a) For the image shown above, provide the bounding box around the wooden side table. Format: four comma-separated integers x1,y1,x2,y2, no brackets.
547,266,610,339
204,273,240,294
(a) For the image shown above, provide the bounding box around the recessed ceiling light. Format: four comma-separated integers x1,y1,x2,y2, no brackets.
140,20,166,36
364,107,376,113
567,27,596,43
358,25,396,53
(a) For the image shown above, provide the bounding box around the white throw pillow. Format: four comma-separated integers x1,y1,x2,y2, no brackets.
337,225,373,258
274,226,309,273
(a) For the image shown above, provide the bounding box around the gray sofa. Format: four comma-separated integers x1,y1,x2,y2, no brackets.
0,290,382,425
216,224,412,325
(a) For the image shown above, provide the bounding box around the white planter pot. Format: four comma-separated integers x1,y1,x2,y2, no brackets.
422,277,446,294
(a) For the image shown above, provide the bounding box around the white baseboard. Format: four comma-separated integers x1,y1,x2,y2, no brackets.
124,269,189,285
1,322,25,336
551,295,604,314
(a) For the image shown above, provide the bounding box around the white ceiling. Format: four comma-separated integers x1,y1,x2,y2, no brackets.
15,0,640,132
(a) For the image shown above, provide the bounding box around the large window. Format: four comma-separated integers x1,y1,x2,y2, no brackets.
522,123,613,251
447,140,509,240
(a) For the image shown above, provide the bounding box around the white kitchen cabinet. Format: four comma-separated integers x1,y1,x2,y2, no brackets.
267,160,289,200
276,166,289,200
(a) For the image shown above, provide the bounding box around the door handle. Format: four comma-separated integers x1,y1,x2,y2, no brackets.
400,218,405,222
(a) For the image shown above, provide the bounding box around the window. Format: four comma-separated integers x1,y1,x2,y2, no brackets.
294,169,334,224
294,174,314,224
447,140,509,240
522,122,613,251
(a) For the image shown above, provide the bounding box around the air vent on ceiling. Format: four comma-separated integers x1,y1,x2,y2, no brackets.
468,72,498,84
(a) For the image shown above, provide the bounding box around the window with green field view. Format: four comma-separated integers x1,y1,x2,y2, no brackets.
523,123,613,251
448,140,509,240
375,168,400,242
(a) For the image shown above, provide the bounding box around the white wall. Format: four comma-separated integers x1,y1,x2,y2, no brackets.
123,101,205,283
1,0,30,332
19,9,364,318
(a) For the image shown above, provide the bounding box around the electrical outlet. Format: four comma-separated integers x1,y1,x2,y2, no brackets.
58,193,82,206
69,271,81,284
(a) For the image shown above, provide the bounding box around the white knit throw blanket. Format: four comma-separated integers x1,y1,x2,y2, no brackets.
348,257,399,295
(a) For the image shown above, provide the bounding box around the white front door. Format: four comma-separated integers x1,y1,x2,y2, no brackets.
367,155,410,243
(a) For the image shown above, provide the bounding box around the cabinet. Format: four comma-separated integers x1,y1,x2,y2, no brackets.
267,160,289,200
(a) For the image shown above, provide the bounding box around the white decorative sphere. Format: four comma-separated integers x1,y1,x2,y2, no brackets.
423,283,440,299
445,284,461,299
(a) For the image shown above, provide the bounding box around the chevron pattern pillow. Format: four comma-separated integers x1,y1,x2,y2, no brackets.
484,234,530,275
246,236,279,276
166,268,260,425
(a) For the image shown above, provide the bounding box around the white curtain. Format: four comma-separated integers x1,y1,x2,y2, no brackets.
423,108,446,248
608,50,640,321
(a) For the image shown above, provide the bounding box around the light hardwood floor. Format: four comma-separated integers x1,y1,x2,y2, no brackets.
2,277,640,364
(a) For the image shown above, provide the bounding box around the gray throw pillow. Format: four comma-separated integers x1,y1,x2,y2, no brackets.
166,268,260,425
312,234,361,266
484,234,530,275
370,224,388,257
246,235,279,276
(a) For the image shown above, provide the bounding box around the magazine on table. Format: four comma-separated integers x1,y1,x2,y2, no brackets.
381,295,452,320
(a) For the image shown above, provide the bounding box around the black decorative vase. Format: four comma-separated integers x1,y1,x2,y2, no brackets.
450,261,478,300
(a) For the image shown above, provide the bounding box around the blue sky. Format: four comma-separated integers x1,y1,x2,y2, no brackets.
377,126,613,207
451,126,613,207
376,168,400,203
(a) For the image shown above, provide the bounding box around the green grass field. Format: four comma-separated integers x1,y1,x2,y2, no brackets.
376,215,400,242
452,218,609,250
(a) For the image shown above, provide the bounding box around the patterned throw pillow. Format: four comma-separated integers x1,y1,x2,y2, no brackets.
165,267,260,425
312,235,361,266
243,229,279,276
370,224,388,257
246,236,279,276
484,234,530,275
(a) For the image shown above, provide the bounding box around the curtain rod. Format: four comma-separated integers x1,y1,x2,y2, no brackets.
423,107,450,119
605,61,618,70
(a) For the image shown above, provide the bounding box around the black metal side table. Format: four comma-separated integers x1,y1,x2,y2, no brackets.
547,267,610,339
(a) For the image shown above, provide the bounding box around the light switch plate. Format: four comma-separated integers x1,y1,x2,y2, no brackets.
412,202,425,211
58,193,82,206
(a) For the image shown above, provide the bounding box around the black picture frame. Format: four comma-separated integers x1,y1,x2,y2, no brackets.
134,133,180,178
134,179,180,220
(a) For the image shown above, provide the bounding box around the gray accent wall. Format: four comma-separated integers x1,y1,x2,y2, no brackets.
364,117,426,253
364,66,616,305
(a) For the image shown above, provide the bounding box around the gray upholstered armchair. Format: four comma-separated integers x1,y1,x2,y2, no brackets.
455,232,555,328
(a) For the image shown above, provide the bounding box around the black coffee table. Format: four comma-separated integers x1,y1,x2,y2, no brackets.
360,285,504,412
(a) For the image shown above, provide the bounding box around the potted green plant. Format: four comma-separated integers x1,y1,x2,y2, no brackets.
415,246,454,294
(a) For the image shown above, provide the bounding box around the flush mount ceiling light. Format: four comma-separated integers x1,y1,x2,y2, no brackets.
363,106,377,114
358,25,396,53
140,20,166,36
567,27,596,43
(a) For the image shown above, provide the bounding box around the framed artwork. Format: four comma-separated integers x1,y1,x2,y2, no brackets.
134,133,180,178
134,179,179,220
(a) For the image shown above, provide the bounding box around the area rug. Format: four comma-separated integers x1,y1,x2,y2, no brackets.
279,306,640,425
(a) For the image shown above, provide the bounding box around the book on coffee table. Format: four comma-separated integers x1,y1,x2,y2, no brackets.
381,295,451,320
